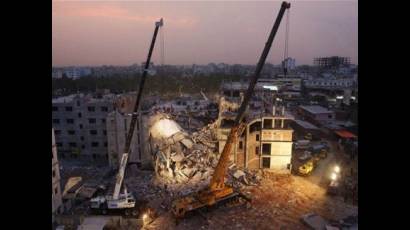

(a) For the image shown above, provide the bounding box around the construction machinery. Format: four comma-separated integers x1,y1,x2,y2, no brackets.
327,165,341,195
90,18,164,216
171,2,291,219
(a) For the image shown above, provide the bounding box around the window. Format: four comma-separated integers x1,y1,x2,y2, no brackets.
54,130,61,135
89,118,96,124
239,141,243,150
104,142,108,147
80,136,84,141
78,113,82,118
52,106,58,112
262,143,271,155
79,124,83,129
328,114,333,119
56,142,62,147
68,130,75,135
101,107,108,112
101,118,106,124
66,119,74,124
69,142,77,147
263,119,272,129
92,142,99,147
275,119,282,128
76,101,80,106
52,119,60,124
103,130,107,135
82,145,85,149
92,154,97,159
256,134,260,141
90,130,97,135
255,146,260,155
262,158,270,168
52,170,56,178
88,106,95,112
65,106,73,111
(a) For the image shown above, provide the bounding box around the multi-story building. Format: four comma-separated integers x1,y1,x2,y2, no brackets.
304,76,356,90
106,93,159,169
314,56,351,69
52,128,63,218
297,105,335,126
106,110,149,169
52,93,115,162
217,81,294,172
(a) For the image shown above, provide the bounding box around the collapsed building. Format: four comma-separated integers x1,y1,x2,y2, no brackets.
147,113,220,189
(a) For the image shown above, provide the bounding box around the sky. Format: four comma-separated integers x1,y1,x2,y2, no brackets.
52,1,358,66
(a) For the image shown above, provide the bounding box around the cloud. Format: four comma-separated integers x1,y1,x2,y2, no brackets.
53,3,197,27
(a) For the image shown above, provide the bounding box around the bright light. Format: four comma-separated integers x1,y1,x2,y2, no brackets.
143,213,148,220
336,96,343,99
334,165,340,173
351,96,356,100
263,85,278,91
330,172,337,181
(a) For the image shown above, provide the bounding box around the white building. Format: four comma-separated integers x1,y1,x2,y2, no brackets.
52,128,63,217
106,110,149,169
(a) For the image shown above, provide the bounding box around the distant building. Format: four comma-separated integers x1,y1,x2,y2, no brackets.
314,56,351,69
282,57,296,70
304,76,356,90
52,93,115,162
52,128,63,217
59,67,92,79
52,69,63,79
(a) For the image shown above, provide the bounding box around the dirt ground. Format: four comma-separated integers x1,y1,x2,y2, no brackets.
60,140,357,230
142,140,357,230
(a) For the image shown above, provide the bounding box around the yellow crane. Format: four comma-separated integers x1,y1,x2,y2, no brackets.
171,2,291,219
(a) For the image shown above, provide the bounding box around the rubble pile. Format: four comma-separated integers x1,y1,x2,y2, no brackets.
226,166,263,190
148,113,220,193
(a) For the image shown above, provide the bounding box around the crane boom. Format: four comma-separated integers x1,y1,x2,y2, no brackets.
172,2,291,219
113,18,163,200
124,18,163,154
210,2,291,191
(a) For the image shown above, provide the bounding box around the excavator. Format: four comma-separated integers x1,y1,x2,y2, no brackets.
171,2,291,220
90,18,163,217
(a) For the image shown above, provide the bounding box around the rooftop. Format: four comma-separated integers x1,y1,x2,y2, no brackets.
299,105,332,114
294,119,319,130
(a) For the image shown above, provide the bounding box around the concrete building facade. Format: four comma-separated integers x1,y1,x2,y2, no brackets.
52,128,63,216
106,110,150,169
52,94,115,162
217,81,294,172
298,105,335,126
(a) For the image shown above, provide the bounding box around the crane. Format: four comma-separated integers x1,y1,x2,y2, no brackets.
90,18,164,216
171,2,291,219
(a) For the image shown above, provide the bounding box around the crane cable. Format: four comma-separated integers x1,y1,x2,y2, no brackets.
160,24,165,66
283,8,290,76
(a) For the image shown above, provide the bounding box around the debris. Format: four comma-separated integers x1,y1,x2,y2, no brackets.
233,170,246,179
301,213,328,230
